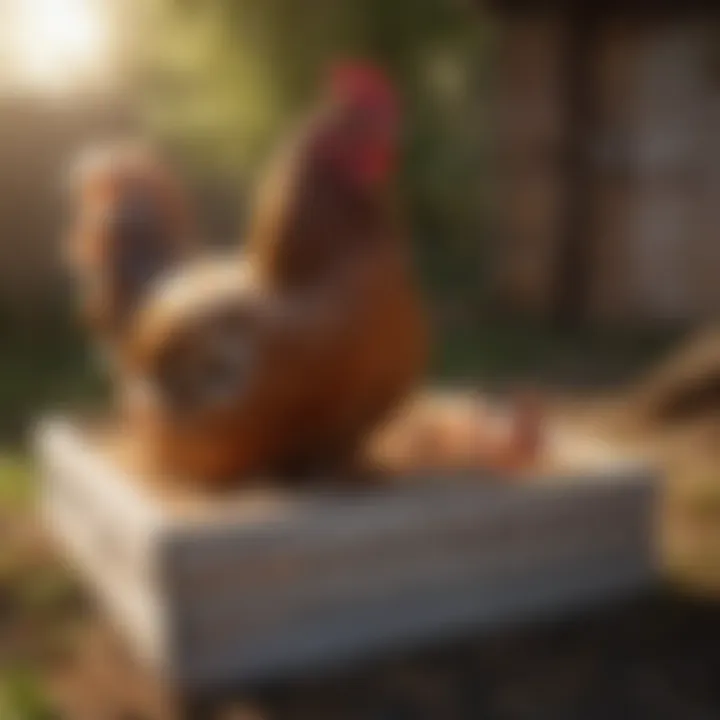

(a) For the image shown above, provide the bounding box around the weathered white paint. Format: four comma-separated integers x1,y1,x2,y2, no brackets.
35,416,659,691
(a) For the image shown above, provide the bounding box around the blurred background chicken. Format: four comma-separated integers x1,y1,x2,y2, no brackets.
66,141,196,361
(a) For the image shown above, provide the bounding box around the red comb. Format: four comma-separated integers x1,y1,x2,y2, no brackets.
327,60,398,111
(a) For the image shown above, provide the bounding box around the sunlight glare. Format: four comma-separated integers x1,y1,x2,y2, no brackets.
7,0,111,92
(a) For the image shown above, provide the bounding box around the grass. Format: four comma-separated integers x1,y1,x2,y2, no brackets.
0,453,63,719
0,326,105,442
0,324,102,719
0,453,34,510
0,322,105,513
432,320,681,388
0,671,58,720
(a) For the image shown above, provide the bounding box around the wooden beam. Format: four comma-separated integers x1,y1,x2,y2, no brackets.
551,8,598,328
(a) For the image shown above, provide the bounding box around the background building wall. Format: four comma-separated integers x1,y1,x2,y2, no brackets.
495,14,720,324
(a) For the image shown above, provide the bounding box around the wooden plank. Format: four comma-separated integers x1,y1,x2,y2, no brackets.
178,551,654,689
42,476,169,670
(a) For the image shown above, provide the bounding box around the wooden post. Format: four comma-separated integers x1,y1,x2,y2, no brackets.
552,8,599,329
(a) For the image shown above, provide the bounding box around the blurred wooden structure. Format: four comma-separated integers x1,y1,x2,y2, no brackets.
491,0,720,324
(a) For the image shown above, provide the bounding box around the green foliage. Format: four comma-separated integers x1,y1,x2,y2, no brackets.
0,326,105,442
0,452,34,509
139,0,363,172
138,0,493,318
0,671,57,720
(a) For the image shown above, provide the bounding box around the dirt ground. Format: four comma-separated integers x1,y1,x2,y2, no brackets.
12,551,720,720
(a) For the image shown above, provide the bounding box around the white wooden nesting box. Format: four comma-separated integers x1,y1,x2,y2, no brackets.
35,417,659,692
